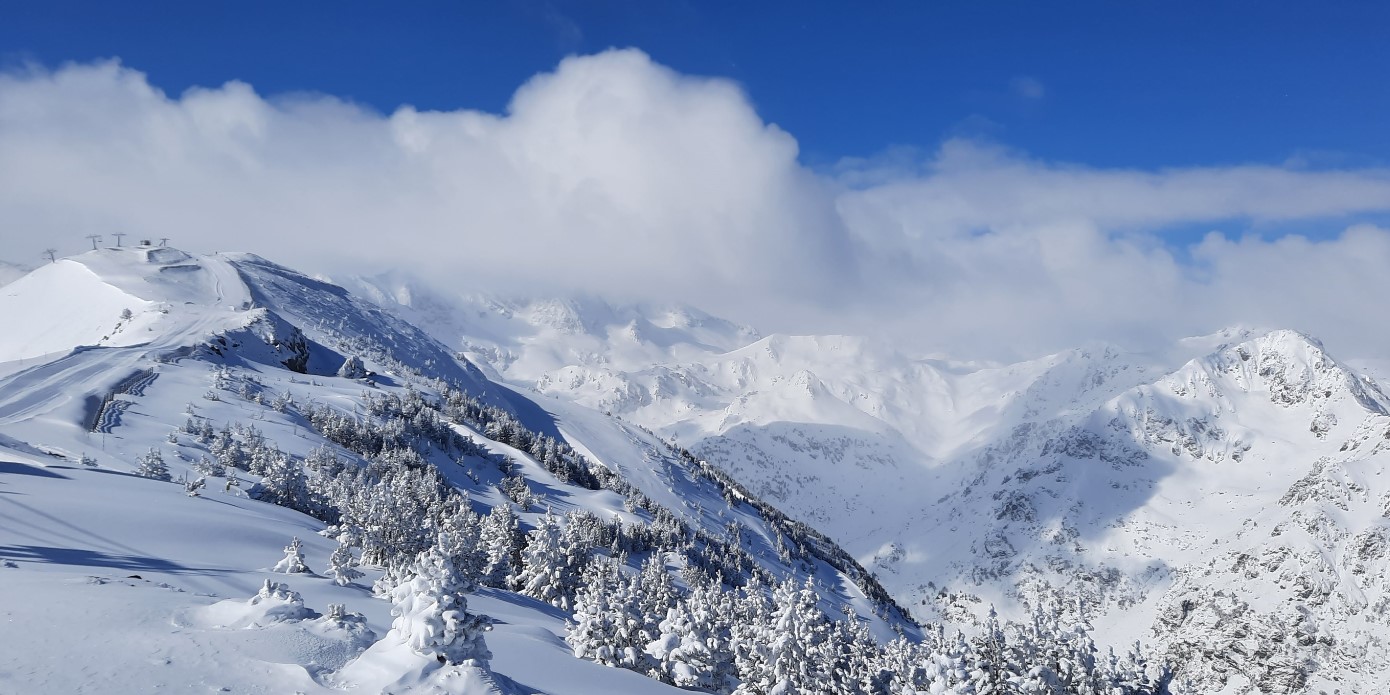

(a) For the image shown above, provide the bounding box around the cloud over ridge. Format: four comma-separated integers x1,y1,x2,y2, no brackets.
3,49,1390,360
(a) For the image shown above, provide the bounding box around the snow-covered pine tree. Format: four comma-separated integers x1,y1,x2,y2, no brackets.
609,568,655,672
479,502,520,588
246,440,275,476
879,634,924,693
922,628,977,695
763,577,833,695
273,536,312,574
135,447,171,481
635,554,676,648
223,469,242,494
328,538,364,587
703,579,742,693
194,454,225,478
558,512,596,598
499,474,534,510
645,582,736,692
827,607,885,694
731,576,775,695
388,541,492,666
256,449,313,514
304,445,345,477
271,390,294,413
209,425,243,470
436,501,484,581
373,558,411,599
971,606,1015,694
1052,603,1103,695
567,556,622,667
1110,639,1168,694
516,509,583,610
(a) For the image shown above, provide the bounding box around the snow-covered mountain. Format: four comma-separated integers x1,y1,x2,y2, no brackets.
9,247,1384,692
351,275,1390,693
0,247,936,694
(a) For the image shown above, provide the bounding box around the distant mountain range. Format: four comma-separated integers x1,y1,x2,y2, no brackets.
353,272,1390,693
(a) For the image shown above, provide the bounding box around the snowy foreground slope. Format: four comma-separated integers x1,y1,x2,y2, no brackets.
354,276,1390,693
0,248,943,694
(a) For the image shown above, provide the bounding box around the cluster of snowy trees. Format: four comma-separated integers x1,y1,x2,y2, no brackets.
308,388,491,463
434,384,910,615
566,567,1168,694
173,375,1169,693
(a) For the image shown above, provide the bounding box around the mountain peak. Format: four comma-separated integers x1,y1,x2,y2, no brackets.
1207,328,1389,414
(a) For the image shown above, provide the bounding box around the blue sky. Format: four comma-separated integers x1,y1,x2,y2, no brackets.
3,1,1390,357
3,0,1387,170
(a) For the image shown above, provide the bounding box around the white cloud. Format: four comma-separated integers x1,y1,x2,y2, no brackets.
3,51,1390,361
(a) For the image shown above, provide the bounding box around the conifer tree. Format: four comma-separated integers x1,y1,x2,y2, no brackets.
257,450,313,513
479,503,520,588
437,503,484,581
635,554,676,646
646,584,736,692
194,454,224,478
972,605,1015,694
135,448,171,481
567,556,623,667
610,569,655,672
388,542,492,666
764,578,833,695
516,510,576,609
731,576,776,695
328,538,364,587
939,629,979,694
273,536,311,574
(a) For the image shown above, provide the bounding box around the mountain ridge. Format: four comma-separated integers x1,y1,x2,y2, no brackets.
339,276,1390,692
0,248,951,694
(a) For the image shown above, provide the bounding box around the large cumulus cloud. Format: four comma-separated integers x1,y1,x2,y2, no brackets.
2,49,1390,360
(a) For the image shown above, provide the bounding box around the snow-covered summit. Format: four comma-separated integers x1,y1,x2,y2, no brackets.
0,247,500,400
0,247,250,362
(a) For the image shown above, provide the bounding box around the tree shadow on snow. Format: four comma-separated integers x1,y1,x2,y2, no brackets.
484,586,573,623
0,544,229,575
0,461,70,479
